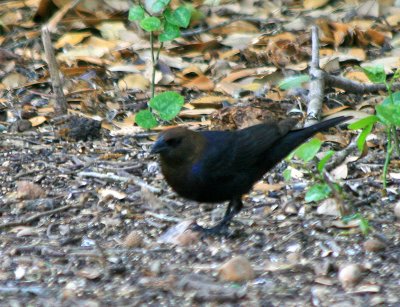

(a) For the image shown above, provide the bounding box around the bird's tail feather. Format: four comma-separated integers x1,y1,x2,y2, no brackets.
264,116,352,167
299,116,353,135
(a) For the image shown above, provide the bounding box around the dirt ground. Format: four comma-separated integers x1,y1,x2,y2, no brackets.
0,127,399,307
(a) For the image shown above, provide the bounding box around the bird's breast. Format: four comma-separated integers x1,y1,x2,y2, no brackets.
160,161,252,203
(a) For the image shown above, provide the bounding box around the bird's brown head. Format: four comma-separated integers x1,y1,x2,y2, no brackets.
151,127,204,163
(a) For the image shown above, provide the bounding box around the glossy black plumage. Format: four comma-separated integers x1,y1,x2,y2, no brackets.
151,116,351,234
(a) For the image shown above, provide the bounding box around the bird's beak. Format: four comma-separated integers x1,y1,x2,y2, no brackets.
151,136,167,154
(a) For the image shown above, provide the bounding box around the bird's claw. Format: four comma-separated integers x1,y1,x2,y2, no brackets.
190,222,231,236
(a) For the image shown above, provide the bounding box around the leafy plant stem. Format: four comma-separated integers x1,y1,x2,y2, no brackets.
156,42,163,61
322,170,348,216
150,31,155,98
385,81,394,104
382,126,393,189
391,125,400,157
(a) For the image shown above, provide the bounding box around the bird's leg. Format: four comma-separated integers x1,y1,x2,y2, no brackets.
192,198,243,235
223,200,233,218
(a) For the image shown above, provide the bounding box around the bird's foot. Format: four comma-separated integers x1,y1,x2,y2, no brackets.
191,222,231,236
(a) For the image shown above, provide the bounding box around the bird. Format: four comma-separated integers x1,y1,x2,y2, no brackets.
151,115,352,235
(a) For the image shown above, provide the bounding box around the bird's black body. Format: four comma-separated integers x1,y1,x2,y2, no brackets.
151,116,351,234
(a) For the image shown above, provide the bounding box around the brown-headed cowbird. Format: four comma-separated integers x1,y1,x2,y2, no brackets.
151,116,351,234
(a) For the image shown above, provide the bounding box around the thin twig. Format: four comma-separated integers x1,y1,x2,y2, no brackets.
78,171,161,193
322,170,349,216
41,26,68,115
325,137,358,171
181,16,282,37
145,211,182,222
306,25,324,126
324,73,400,94
0,204,75,229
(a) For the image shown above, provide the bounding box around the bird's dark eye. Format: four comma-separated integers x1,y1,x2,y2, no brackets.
166,138,182,147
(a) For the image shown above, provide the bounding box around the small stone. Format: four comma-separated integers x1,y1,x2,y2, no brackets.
218,256,255,282
284,203,298,215
175,230,200,246
76,267,102,280
363,239,386,252
16,181,45,200
314,260,334,276
317,198,340,216
8,119,32,132
123,231,143,248
338,264,363,288
394,202,400,219
150,260,162,275
158,220,197,245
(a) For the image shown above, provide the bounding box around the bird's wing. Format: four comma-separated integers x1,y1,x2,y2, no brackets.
192,131,239,179
196,119,297,177
230,119,298,169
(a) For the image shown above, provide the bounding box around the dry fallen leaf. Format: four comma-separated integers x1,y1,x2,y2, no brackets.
303,0,330,10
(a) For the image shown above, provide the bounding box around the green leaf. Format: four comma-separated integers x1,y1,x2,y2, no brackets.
159,22,180,42
359,216,370,235
348,115,378,130
362,65,386,84
393,68,400,80
305,183,331,203
317,150,334,173
149,92,184,121
135,110,158,129
172,6,192,28
128,5,145,21
278,75,310,90
374,91,400,126
382,91,400,105
185,4,203,22
140,16,161,32
376,101,400,126
342,213,361,223
357,123,373,152
151,0,170,14
283,168,292,181
293,138,322,162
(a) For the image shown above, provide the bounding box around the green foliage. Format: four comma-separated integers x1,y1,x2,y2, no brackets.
317,150,334,173
278,74,310,90
286,138,337,204
376,92,400,126
149,0,171,14
129,3,192,41
283,168,292,181
362,65,386,84
135,91,184,129
129,2,193,129
140,16,162,31
135,110,158,129
342,213,371,235
348,115,378,152
149,92,184,121
128,6,145,20
293,138,322,162
349,66,400,188
165,7,191,28
159,23,180,42
305,183,331,203
348,115,379,130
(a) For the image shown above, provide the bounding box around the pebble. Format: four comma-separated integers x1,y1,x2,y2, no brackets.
363,239,386,252
338,264,363,288
394,202,400,219
123,231,143,248
218,256,255,282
